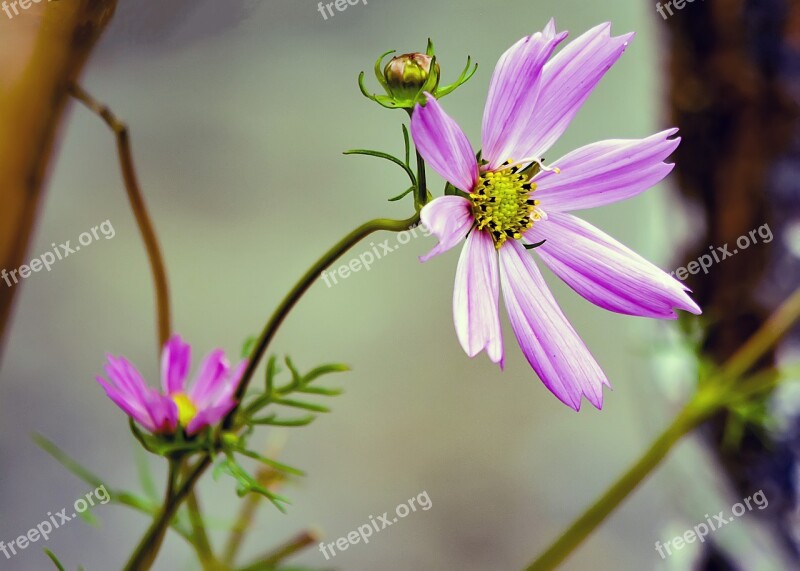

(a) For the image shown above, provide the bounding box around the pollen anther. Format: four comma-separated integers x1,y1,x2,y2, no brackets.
470,160,539,249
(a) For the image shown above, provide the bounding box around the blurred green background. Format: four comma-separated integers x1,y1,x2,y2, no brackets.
0,0,750,569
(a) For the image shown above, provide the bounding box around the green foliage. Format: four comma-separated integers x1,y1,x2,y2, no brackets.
36,352,349,523
32,434,194,542
344,124,419,204
44,549,66,571
208,355,348,511
212,451,291,513
243,356,349,426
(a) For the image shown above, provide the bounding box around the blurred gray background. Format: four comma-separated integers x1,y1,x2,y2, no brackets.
0,0,736,569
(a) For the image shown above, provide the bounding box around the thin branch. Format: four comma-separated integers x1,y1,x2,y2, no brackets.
68,83,172,350
237,529,320,571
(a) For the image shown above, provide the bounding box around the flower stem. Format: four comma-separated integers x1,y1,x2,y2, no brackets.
182,460,219,570
68,84,172,350
70,85,227,570
415,149,428,209
224,213,420,427
719,287,800,382
125,212,421,569
236,529,319,571
524,287,800,571
123,457,211,571
524,401,708,571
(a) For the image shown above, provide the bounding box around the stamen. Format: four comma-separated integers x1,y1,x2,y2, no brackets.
507,156,561,174
469,160,543,249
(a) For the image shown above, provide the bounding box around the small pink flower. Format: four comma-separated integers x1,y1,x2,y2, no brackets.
412,20,701,410
97,335,246,435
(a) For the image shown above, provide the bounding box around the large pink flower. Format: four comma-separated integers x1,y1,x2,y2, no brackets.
412,20,701,410
97,335,247,435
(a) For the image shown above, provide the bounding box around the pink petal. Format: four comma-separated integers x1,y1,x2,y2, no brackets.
147,392,179,434
411,94,478,192
104,355,150,403
97,376,156,432
186,398,236,436
419,196,474,262
188,349,230,406
529,213,701,318
481,19,568,170
161,334,191,394
186,362,245,434
453,230,504,366
196,359,247,411
534,130,680,212
523,23,635,160
499,240,608,410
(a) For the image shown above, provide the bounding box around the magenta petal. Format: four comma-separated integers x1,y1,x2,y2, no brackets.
530,213,701,319
524,23,635,160
534,130,680,212
453,231,504,366
419,196,474,262
147,392,179,433
188,349,230,406
161,334,191,394
105,355,150,403
186,361,245,435
97,376,157,432
499,240,608,410
481,20,568,170
186,398,235,436
193,358,246,411
411,94,478,192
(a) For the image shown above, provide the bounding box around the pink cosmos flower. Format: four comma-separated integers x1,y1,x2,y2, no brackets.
411,20,701,410
97,335,247,435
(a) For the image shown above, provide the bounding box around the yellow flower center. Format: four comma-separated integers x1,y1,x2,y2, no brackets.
470,160,541,249
171,393,198,427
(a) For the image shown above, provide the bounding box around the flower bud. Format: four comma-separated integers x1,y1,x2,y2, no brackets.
383,53,440,102
359,41,476,111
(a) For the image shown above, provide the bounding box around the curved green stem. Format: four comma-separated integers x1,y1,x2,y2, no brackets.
524,287,800,571
123,211,420,570
525,401,708,571
224,212,420,427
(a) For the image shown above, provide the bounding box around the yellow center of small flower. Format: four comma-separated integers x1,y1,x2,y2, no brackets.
470,160,541,249
171,393,198,427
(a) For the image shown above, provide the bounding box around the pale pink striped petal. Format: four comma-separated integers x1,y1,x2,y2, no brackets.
523,23,635,160
453,231,504,366
499,240,608,410
411,94,478,192
534,130,680,212
419,196,474,262
481,19,568,170
529,213,701,319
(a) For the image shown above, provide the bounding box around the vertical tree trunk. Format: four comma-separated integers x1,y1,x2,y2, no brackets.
666,0,800,565
0,0,117,363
